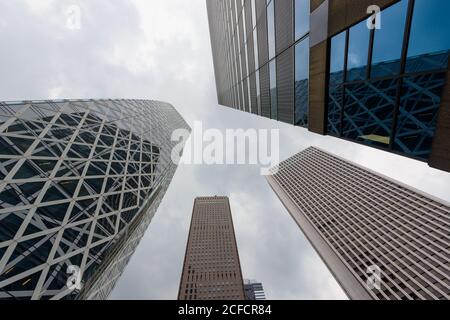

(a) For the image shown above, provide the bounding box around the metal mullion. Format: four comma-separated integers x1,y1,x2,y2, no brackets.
0,104,30,134
352,170,450,240
318,153,450,272
335,153,450,226
115,128,134,234
390,0,415,149
0,108,90,275
78,122,122,281
339,30,350,136
320,153,450,260
361,177,450,239
282,165,409,299
318,163,448,297
366,28,375,79
306,154,428,299
285,178,393,300
32,115,109,299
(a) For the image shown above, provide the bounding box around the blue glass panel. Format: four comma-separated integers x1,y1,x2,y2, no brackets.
269,59,278,120
295,38,310,127
347,21,370,81
342,78,398,148
295,0,310,40
407,0,450,73
371,0,408,78
267,0,276,59
327,85,343,136
330,31,346,86
393,72,446,160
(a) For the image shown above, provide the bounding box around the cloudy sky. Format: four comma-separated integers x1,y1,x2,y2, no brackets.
1,0,449,300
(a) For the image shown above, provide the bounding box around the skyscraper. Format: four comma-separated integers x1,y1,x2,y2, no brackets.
0,99,190,300
244,279,266,300
206,0,450,172
178,196,245,300
266,146,450,300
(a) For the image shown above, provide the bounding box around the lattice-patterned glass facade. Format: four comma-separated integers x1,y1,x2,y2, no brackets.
267,147,450,300
327,0,450,161
0,99,190,300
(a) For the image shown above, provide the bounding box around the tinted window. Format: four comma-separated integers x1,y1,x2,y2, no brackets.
295,38,310,127
256,70,262,115
253,28,259,70
267,0,276,59
330,31,346,86
407,0,450,72
269,59,277,120
371,0,408,78
347,20,370,81
295,0,310,40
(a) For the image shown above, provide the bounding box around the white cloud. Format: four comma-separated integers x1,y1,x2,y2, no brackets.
1,0,449,301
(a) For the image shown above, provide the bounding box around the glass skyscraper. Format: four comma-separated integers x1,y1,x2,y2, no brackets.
206,0,450,172
0,99,190,300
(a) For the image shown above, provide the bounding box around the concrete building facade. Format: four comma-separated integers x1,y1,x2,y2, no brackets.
178,196,245,300
267,146,450,300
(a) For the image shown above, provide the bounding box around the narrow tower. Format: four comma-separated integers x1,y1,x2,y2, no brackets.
178,196,245,300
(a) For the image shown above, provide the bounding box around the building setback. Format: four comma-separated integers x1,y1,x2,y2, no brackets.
178,196,245,300
266,146,450,300
206,0,450,172
0,99,190,300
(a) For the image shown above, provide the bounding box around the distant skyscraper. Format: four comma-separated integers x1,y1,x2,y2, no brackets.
207,0,450,172
0,99,190,300
178,196,245,300
244,279,266,300
267,147,450,300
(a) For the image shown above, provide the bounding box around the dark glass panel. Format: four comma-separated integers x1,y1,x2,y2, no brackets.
295,38,310,127
347,20,370,81
269,59,278,120
327,85,343,136
371,0,408,78
407,0,450,73
393,73,446,159
342,78,398,148
329,31,347,86
267,0,276,59
295,0,310,40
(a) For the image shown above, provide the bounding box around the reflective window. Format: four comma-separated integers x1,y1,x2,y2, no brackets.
327,0,450,161
251,0,257,28
342,78,396,148
330,31,346,86
253,28,259,70
371,0,408,78
256,70,262,115
269,59,278,120
347,20,370,81
295,38,310,127
295,0,310,40
406,0,450,72
267,0,276,59
393,73,446,159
